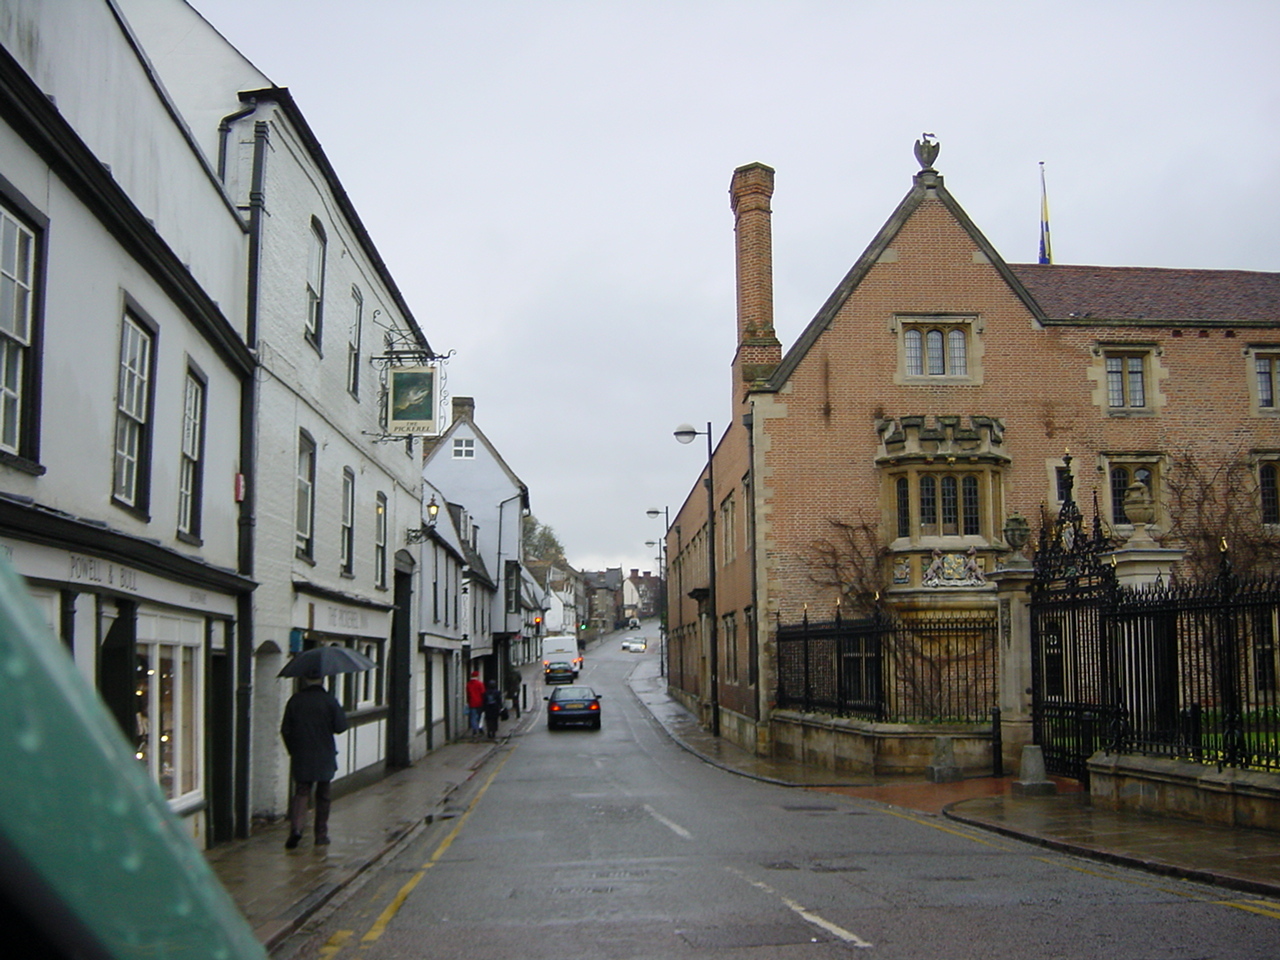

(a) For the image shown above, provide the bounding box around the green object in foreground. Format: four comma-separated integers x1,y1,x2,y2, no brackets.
0,554,266,959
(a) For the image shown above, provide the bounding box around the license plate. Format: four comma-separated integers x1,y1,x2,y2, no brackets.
564,702,584,709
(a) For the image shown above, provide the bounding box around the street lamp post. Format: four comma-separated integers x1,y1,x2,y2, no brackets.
674,422,719,737
646,506,671,680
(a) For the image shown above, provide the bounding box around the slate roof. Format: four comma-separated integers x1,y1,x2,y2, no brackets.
1009,264,1280,325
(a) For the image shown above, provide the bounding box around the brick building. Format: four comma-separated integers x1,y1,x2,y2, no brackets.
666,140,1280,755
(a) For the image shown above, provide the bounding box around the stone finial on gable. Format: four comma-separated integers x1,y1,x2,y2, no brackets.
914,133,939,171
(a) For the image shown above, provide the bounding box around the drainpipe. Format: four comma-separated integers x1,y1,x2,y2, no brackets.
233,117,268,837
217,99,258,183
744,403,760,719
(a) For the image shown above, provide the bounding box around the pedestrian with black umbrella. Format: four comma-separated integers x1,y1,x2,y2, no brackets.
279,646,371,849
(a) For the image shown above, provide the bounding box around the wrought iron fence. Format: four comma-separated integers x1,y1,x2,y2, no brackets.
1106,567,1280,772
775,609,998,723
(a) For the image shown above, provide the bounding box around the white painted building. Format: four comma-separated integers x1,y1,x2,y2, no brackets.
0,0,256,845
422,397,531,685
415,480,474,749
115,0,440,819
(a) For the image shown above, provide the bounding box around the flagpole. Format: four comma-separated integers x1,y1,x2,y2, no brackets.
1038,161,1053,265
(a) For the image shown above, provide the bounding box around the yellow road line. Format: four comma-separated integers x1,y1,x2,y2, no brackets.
878,807,1019,851
348,748,514,949
318,929,353,958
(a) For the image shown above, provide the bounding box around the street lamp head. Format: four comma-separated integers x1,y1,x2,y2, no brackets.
646,508,661,519
645,540,657,548
673,423,698,445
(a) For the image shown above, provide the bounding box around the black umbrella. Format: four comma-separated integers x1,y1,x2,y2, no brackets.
278,645,377,678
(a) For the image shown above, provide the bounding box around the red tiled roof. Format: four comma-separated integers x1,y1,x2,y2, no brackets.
1008,264,1280,324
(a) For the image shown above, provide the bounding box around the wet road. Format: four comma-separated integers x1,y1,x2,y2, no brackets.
279,630,1280,959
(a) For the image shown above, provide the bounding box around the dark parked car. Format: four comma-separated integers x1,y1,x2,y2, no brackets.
544,661,575,685
545,685,602,729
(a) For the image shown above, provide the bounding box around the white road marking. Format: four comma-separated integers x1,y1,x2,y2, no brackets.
643,803,693,839
727,867,874,948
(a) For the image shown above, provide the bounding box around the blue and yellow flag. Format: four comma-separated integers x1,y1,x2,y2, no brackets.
1038,162,1053,265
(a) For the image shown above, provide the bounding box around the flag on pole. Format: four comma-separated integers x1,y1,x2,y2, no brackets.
1038,161,1053,265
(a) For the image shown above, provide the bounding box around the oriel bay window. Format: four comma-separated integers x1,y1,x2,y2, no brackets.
892,467,1000,542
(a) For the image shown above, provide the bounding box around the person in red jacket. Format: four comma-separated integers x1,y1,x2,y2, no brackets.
466,670,485,738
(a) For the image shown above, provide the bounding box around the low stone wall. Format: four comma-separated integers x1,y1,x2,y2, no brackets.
769,710,996,778
1088,752,1280,834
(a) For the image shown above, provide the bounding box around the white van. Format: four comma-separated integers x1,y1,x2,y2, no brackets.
542,635,583,677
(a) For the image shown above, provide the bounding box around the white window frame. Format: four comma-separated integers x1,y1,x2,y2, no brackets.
113,312,153,510
0,204,35,456
375,491,388,589
177,368,205,539
347,285,362,397
296,432,316,559
340,467,355,575
305,218,326,347
452,437,475,459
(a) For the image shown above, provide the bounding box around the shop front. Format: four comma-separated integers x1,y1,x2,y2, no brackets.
0,532,253,847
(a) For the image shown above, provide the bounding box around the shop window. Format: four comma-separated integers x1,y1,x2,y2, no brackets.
134,613,202,803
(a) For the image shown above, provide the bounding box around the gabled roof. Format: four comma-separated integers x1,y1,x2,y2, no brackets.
1008,263,1280,326
764,167,1045,390
421,409,529,509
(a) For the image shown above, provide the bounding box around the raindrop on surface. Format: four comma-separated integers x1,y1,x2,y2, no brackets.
3,650,29,678
14,714,41,752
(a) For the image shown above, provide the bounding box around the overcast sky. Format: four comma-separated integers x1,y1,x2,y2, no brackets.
190,0,1279,575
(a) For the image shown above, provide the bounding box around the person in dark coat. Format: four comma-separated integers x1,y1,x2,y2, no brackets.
482,678,503,739
280,672,348,849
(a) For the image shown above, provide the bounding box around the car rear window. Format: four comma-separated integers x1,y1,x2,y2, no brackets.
554,686,593,699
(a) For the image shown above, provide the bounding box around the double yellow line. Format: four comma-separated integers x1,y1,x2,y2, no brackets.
321,748,514,957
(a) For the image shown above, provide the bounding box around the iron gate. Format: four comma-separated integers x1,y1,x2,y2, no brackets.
1029,464,1119,782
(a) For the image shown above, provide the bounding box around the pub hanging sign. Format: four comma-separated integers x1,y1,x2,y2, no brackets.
388,366,439,436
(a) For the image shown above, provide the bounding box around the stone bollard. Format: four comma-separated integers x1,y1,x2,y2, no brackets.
1011,744,1057,796
926,737,962,783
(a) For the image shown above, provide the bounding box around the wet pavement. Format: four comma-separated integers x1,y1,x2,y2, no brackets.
209,644,1280,951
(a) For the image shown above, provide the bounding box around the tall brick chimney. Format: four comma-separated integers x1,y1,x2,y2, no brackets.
730,162,781,396
452,396,475,423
